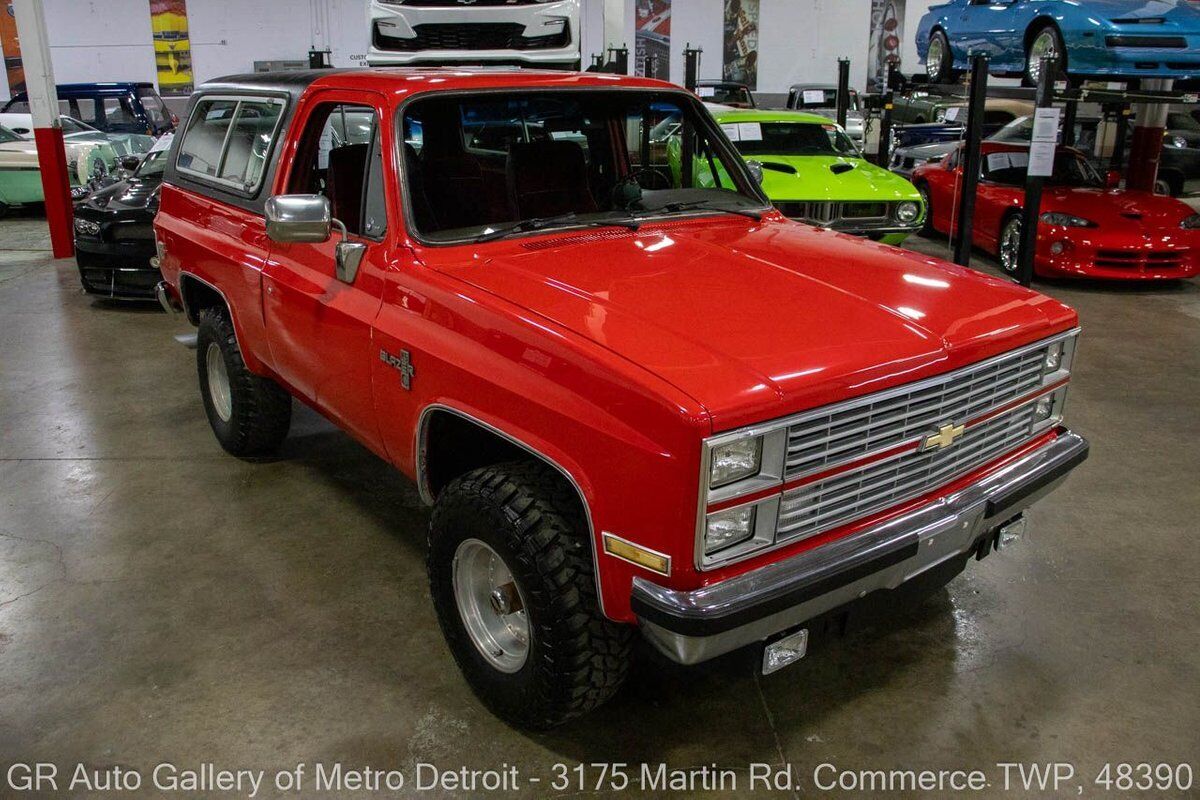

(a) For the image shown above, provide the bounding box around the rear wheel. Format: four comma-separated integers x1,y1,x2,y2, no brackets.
428,461,632,729
925,30,955,84
1025,25,1066,86
196,307,291,457
998,214,1024,277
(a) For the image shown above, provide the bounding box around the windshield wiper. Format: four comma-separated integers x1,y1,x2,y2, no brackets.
656,200,763,221
473,212,640,244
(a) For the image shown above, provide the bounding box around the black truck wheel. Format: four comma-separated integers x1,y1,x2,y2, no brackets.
196,306,291,457
428,461,632,729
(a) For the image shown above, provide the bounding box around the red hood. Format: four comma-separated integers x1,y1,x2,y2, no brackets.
1043,186,1195,228
424,216,1076,430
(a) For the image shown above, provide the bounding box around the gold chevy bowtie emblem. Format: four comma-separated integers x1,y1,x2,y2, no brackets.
924,422,965,451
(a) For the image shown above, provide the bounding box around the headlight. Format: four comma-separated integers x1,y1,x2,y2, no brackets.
1040,212,1095,228
1043,340,1064,373
704,506,757,555
1181,214,1200,230
895,201,921,224
74,218,101,235
1167,135,1188,149
710,437,762,488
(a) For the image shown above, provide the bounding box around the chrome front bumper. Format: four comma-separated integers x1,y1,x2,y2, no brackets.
632,429,1089,665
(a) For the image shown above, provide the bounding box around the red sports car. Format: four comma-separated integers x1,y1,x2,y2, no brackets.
912,142,1200,281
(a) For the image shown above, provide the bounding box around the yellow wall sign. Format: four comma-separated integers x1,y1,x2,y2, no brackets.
150,0,193,96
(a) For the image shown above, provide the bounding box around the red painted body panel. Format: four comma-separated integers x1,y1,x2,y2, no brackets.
914,141,1200,280
156,70,1081,623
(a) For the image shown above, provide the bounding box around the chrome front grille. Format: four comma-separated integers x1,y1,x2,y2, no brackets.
697,331,1078,571
784,345,1046,480
777,402,1039,541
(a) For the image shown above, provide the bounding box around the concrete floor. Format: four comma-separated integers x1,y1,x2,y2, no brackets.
1,213,1198,799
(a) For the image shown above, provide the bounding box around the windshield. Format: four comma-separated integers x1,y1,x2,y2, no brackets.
402,90,763,242
0,124,22,144
792,88,860,112
61,116,98,135
135,149,169,178
699,85,754,107
723,120,859,157
983,149,1103,188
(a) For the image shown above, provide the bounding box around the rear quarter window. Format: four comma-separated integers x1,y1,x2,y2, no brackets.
176,95,285,194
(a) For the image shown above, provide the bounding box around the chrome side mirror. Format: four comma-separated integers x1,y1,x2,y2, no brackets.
265,194,332,243
746,160,765,185
335,234,366,284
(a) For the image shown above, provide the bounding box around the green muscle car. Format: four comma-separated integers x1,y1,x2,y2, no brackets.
676,108,925,244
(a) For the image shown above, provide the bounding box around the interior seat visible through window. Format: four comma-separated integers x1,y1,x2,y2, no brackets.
506,141,597,219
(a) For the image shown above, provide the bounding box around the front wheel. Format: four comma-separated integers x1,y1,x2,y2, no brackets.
428,462,632,729
998,214,1024,277
1025,25,1066,87
916,183,936,237
196,307,292,457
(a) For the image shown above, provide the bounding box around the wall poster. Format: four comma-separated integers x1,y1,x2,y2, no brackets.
867,0,905,93
150,0,194,96
0,1,24,95
722,0,759,90
635,0,671,81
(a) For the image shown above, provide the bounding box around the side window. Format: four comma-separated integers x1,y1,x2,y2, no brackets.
178,99,239,178
287,103,381,237
176,97,283,192
219,102,284,188
103,96,136,127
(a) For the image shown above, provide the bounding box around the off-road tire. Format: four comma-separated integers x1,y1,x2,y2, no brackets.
428,461,632,729
196,306,291,457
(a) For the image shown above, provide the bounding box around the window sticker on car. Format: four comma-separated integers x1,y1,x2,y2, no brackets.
986,151,1030,171
149,132,174,153
737,122,762,141
698,86,716,97
722,123,741,141
802,89,826,105
944,107,962,123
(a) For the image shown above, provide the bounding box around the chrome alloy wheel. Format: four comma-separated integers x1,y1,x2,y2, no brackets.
1000,216,1023,275
1027,29,1060,84
205,342,233,423
926,36,945,81
452,538,530,673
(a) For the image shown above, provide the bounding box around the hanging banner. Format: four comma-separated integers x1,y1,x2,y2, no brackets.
150,0,194,96
867,0,905,93
635,0,671,80
0,1,24,95
722,0,759,90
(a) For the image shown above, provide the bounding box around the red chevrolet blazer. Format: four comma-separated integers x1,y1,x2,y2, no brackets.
153,68,1089,728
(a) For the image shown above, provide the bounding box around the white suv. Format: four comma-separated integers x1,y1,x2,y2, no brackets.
368,0,581,69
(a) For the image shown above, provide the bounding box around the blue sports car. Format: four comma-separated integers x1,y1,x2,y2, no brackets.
916,0,1200,85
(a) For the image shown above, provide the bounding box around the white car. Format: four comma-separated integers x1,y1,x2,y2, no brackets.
0,113,154,157
368,0,580,69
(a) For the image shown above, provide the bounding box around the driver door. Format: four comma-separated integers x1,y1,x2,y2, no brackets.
262,94,394,454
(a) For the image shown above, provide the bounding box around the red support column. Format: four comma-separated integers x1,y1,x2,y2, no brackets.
1126,78,1172,194
33,126,74,257
13,0,75,258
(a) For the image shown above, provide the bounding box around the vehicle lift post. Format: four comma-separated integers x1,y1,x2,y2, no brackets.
1126,78,1173,193
836,58,851,129
1015,56,1057,288
875,60,897,167
608,46,629,76
951,53,989,268
643,54,656,79
684,45,702,93
1109,104,1131,173
11,0,74,258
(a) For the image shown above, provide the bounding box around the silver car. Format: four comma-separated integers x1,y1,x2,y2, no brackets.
786,83,865,144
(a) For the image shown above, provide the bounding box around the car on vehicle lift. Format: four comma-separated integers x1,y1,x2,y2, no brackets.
153,67,1088,728
367,0,581,69
912,140,1200,280
694,79,757,109
917,0,1200,86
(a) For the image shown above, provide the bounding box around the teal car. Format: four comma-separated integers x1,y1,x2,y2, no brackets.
673,108,926,244
0,122,122,214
